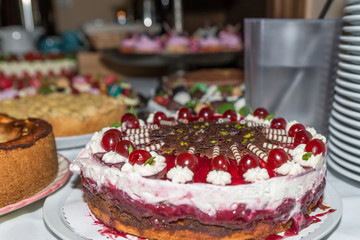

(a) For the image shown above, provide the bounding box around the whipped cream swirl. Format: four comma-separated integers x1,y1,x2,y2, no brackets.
275,161,305,176
291,144,323,168
243,167,269,182
102,151,127,164
167,166,194,184
121,151,166,177
206,170,231,185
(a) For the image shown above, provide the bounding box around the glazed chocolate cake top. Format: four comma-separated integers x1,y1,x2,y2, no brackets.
149,121,275,158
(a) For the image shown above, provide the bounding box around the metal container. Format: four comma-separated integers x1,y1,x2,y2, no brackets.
244,18,343,136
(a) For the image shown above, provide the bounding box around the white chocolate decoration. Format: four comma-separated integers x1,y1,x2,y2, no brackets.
262,128,286,135
230,144,241,163
262,142,293,154
247,143,268,162
212,146,220,158
265,134,294,143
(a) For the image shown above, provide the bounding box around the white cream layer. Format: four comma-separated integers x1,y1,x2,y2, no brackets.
71,148,326,218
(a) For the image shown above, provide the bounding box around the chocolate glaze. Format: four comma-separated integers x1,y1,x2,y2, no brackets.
0,113,53,150
148,121,278,158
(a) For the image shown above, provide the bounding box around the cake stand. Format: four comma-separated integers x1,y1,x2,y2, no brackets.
102,49,242,74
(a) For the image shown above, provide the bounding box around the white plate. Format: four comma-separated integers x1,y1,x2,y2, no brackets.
340,35,360,45
336,77,360,92
56,133,93,150
328,153,360,182
335,85,360,102
337,69,360,83
334,93,360,111
329,134,360,156
329,116,360,139
329,140,360,166
343,26,360,35
332,99,360,120
331,108,360,129
329,125,360,147
43,175,343,240
344,4,360,14
339,44,360,54
338,62,360,75
338,53,360,64
343,14,360,25
0,154,72,215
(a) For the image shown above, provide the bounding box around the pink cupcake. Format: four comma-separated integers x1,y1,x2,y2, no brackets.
198,36,221,52
164,35,190,53
120,35,138,53
134,35,162,53
219,30,242,51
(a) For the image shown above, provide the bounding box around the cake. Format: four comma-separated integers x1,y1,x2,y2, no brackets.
0,52,76,79
198,36,221,52
134,35,162,53
0,113,58,208
0,93,127,137
164,34,190,53
119,35,138,53
218,24,242,51
71,106,327,239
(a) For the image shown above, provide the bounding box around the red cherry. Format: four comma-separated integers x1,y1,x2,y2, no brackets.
223,110,237,122
101,129,122,151
253,108,269,119
129,150,152,165
122,116,140,129
270,117,286,130
121,113,136,123
288,123,305,137
115,140,134,157
238,154,260,175
211,155,230,172
199,107,214,120
178,107,192,121
153,111,167,125
0,77,12,90
267,149,289,169
294,130,312,146
175,152,199,172
305,139,326,156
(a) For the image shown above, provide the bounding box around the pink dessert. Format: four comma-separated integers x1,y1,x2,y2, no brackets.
219,30,242,51
164,35,190,53
119,35,138,53
198,36,221,52
134,35,162,53
71,107,328,240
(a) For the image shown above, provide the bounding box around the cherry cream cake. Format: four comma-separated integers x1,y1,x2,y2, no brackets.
71,107,327,240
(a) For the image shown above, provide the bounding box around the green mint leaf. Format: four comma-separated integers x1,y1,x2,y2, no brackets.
144,156,156,166
218,85,233,92
302,152,312,161
128,144,133,155
187,99,198,109
130,106,138,119
264,112,275,120
217,102,235,115
111,122,122,127
239,104,253,116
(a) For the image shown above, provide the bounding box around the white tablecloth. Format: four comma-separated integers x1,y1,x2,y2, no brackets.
1,168,360,240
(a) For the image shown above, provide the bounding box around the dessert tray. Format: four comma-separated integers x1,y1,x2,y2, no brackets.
43,175,342,240
103,49,242,68
0,154,72,216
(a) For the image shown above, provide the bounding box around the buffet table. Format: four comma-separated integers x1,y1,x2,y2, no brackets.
0,164,359,240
